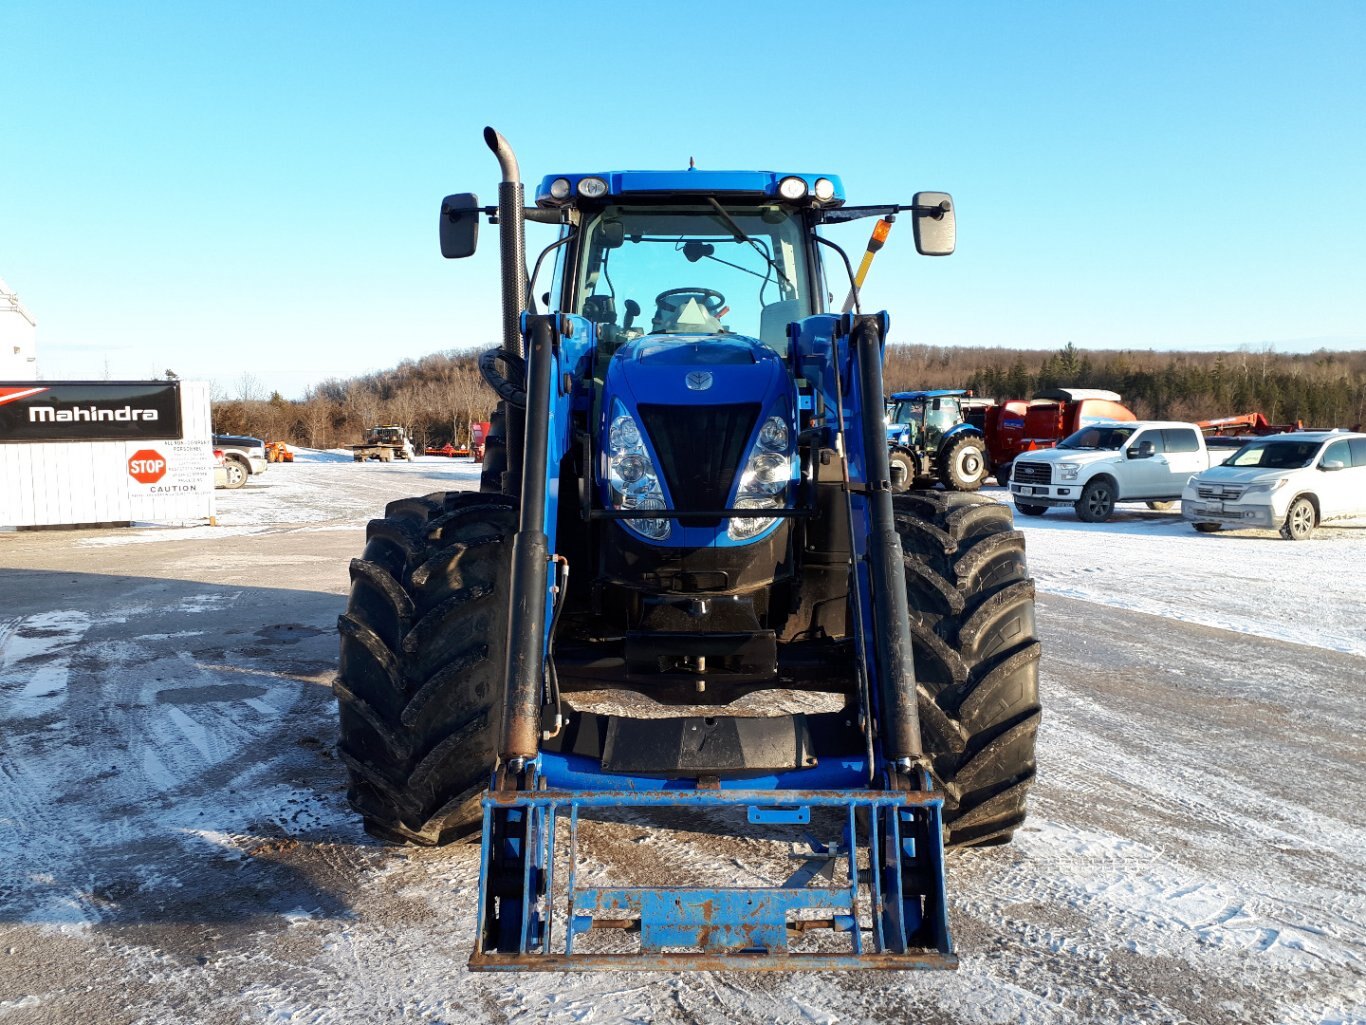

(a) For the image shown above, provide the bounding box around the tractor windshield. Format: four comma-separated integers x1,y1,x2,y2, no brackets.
574,204,814,352
890,397,959,444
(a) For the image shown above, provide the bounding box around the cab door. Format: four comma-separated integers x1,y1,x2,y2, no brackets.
1160,428,1205,490
1122,428,1168,497
1315,439,1358,520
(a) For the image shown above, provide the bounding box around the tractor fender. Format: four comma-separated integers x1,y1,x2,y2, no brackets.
937,422,983,453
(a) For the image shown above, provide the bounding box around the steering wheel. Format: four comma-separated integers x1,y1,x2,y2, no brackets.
654,287,726,314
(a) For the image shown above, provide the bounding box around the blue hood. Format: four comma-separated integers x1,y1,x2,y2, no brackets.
610,333,786,405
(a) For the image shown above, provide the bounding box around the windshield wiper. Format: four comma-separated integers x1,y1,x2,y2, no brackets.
705,198,789,296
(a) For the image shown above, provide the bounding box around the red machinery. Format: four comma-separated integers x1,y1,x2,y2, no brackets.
1196,412,1304,436
983,389,1135,484
470,419,492,462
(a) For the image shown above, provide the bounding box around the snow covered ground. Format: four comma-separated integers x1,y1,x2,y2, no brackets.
1,461,1363,1024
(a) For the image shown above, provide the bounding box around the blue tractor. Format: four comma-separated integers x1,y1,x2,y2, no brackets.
886,389,990,492
335,129,1041,970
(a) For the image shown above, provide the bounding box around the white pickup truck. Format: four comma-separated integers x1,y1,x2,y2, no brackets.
1009,420,1234,522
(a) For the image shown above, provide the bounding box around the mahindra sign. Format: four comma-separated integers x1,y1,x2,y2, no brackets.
0,381,182,443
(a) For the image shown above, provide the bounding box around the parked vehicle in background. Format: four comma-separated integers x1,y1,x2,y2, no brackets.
885,389,988,491
213,448,246,489
212,434,269,478
1010,420,1232,522
349,425,416,462
266,441,294,463
1182,432,1366,540
984,388,1135,485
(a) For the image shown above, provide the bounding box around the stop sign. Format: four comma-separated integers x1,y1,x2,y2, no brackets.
128,449,168,484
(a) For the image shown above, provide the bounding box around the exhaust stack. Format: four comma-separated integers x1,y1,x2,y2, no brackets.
484,127,528,360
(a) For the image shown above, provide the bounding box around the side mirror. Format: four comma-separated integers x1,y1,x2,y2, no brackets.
439,193,480,259
601,221,626,249
1321,459,1346,471
912,191,955,256
1129,440,1155,459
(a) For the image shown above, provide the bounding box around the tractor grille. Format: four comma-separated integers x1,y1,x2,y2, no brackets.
1013,461,1052,485
638,403,759,527
1197,483,1245,501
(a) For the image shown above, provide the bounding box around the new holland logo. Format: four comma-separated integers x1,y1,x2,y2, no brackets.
685,371,713,391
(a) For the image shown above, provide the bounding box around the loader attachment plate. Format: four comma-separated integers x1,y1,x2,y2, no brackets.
470,786,956,971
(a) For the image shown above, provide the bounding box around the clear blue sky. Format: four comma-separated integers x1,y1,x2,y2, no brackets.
3,1,1363,398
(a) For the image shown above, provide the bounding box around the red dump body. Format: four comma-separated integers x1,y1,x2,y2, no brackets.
983,389,1135,472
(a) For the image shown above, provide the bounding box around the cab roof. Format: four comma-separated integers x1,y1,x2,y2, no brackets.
889,390,969,401
534,170,845,208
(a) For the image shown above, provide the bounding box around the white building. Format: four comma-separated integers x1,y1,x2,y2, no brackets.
1,275,38,381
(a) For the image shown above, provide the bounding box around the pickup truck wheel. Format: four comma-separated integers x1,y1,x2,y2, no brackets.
939,436,987,492
894,492,1041,847
1281,497,1316,541
336,491,517,845
1192,522,1222,533
1146,500,1175,511
222,461,247,489
1076,478,1116,522
889,449,915,494
480,404,508,494
1015,502,1047,517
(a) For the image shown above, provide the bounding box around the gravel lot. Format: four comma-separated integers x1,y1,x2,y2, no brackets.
2,454,1363,1025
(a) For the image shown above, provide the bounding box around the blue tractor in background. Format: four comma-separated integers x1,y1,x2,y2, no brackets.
334,129,1041,970
886,389,990,492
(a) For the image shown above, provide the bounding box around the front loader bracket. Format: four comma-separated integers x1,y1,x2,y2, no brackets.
471,785,955,971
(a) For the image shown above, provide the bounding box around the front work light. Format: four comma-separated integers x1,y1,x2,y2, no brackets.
777,176,808,200
577,176,609,199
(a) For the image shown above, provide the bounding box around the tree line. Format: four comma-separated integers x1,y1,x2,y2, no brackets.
211,342,1366,448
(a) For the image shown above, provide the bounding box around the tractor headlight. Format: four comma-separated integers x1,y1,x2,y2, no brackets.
728,415,792,541
813,177,836,201
777,176,808,200
1057,461,1080,481
607,407,669,541
577,176,609,199
549,177,571,200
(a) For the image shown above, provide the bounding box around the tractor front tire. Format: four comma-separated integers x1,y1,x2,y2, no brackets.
335,491,517,844
889,448,916,494
894,491,1042,847
939,436,988,492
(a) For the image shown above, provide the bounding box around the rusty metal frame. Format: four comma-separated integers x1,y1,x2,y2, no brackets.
470,785,955,971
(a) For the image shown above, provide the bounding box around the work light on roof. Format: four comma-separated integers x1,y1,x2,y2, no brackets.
577,176,609,199
813,177,836,201
777,176,808,200
549,177,571,200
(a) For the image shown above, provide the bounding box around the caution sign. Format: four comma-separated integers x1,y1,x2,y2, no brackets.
0,381,183,443
126,438,214,501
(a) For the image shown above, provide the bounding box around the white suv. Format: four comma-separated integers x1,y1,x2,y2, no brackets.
1181,432,1366,540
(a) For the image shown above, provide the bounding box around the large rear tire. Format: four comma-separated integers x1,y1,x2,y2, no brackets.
938,435,987,492
335,491,516,844
894,491,1042,847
